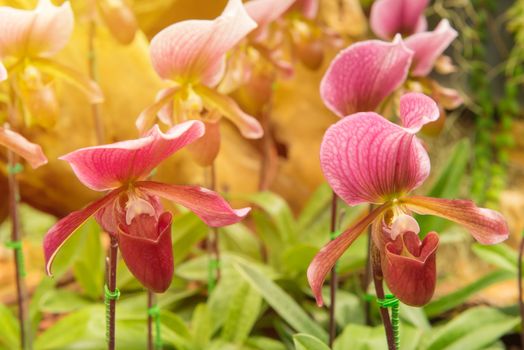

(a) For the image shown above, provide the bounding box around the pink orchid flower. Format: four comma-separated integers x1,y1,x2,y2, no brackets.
245,0,296,41
320,36,413,117
0,0,102,127
0,125,47,169
137,0,263,148
308,93,508,307
43,120,250,292
370,0,429,40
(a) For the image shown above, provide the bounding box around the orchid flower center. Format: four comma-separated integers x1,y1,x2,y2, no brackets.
174,85,204,121
125,189,156,225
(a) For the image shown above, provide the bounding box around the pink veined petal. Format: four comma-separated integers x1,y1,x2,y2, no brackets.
307,203,390,306
405,19,458,77
404,196,509,244
320,112,430,206
370,0,429,39
136,86,180,135
137,181,250,227
149,0,257,86
0,127,47,168
43,189,122,275
320,36,413,117
195,84,263,139
399,92,440,132
118,212,174,293
245,0,296,35
0,0,74,58
61,121,205,191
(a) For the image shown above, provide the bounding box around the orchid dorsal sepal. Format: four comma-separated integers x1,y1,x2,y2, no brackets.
370,0,429,40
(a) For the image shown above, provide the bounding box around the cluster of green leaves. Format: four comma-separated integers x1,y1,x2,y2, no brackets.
0,139,520,350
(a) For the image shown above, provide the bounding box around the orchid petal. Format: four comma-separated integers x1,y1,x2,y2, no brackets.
320,112,430,206
404,196,509,244
187,120,221,166
0,127,47,168
370,0,429,39
0,0,74,58
136,86,180,135
118,212,174,292
137,181,250,227
320,36,413,117
245,0,296,36
399,92,440,132
405,19,458,77
149,0,257,86
61,121,205,191
307,203,389,306
383,231,439,306
195,84,263,139
43,189,122,275
98,0,138,45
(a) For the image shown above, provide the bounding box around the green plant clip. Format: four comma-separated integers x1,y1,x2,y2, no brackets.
5,240,26,277
104,285,120,343
148,304,163,349
7,163,24,175
377,294,400,350
208,258,220,293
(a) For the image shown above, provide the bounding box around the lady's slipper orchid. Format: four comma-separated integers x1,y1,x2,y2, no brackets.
0,125,47,169
370,0,429,40
43,120,250,292
308,93,509,307
137,0,263,153
320,36,413,117
0,0,102,127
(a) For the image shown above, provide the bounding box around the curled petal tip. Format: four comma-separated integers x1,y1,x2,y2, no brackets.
234,207,251,218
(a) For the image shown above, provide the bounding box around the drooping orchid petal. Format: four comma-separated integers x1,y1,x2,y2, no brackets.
399,92,440,132
195,84,263,139
61,121,205,191
308,203,390,306
245,0,296,32
405,20,458,77
320,36,413,117
118,212,174,292
370,0,429,40
136,181,250,227
0,0,74,58
43,188,123,275
320,109,432,206
383,230,439,306
0,126,47,168
149,0,257,86
403,196,509,244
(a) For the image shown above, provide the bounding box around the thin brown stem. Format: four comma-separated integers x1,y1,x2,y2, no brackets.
7,149,29,350
518,233,524,349
363,204,373,325
106,236,118,350
147,291,154,350
88,8,104,144
371,243,396,350
328,191,338,347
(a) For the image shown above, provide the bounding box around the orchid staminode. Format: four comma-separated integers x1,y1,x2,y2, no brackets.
43,121,250,292
137,0,264,164
308,93,508,307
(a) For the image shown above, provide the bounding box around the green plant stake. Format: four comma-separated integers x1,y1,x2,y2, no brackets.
377,294,400,350
148,305,162,350
104,284,120,344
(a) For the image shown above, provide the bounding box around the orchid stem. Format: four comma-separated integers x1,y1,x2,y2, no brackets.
363,204,373,325
328,191,338,347
371,243,396,350
7,148,30,350
105,235,119,350
518,231,524,348
207,163,220,292
88,5,104,145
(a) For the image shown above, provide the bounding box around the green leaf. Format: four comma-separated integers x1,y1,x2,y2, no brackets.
246,336,286,350
424,270,513,317
400,303,431,330
38,289,91,314
297,183,332,233
281,244,318,275
73,219,104,299
192,304,212,349
418,139,471,234
293,334,330,350
171,212,208,265
235,261,328,342
472,243,518,272
221,282,262,343
0,304,19,350
221,223,262,260
333,324,386,350
160,310,192,350
424,307,519,350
